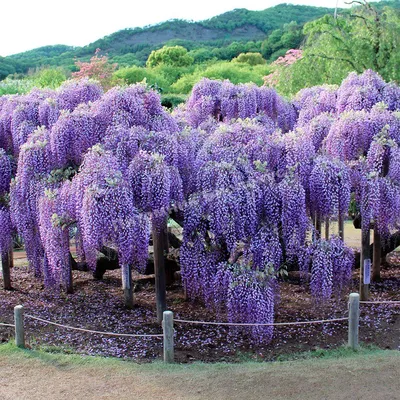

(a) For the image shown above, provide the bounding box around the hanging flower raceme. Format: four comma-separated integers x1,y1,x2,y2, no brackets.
294,85,337,128
279,173,308,262
0,97,19,153
0,204,12,255
102,124,141,172
309,156,351,219
15,127,54,196
128,150,183,227
195,119,276,173
213,262,275,344
56,78,103,112
0,148,12,196
180,224,225,305
282,129,315,190
80,169,150,274
326,106,399,162
38,189,72,287
336,70,394,113
70,146,150,272
300,236,354,300
50,104,104,167
247,225,282,272
303,112,335,153
92,84,178,133
185,78,295,132
38,97,61,129
11,127,56,276
362,131,400,237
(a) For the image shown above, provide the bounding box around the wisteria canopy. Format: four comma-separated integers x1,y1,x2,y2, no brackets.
1,71,400,344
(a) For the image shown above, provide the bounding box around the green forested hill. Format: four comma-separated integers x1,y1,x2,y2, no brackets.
5,4,336,73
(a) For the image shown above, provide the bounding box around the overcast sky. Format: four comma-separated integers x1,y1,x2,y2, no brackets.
1,0,351,57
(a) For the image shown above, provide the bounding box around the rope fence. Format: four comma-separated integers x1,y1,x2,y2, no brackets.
360,300,400,305
173,317,349,327
0,322,15,328
24,314,163,338
1,294,399,363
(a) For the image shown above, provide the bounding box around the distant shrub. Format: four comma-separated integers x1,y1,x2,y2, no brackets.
161,93,187,108
232,52,266,65
0,78,34,95
32,68,67,89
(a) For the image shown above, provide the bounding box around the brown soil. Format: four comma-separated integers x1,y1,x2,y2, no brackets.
0,250,399,362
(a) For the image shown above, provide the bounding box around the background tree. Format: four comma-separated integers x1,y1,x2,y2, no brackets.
276,1,400,95
146,46,194,68
73,49,117,89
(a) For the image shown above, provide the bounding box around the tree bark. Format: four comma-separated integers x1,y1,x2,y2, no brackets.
338,213,344,241
1,250,12,290
325,217,330,240
372,228,381,282
359,226,370,301
122,264,134,308
153,221,167,324
315,214,321,236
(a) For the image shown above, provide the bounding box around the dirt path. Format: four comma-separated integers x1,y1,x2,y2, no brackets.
1,347,400,400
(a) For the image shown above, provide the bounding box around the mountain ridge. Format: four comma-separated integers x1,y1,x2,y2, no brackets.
5,4,336,71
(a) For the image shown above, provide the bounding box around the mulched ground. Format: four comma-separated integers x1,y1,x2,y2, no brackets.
1,251,399,362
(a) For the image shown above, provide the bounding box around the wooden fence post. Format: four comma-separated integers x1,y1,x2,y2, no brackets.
348,293,360,350
14,305,25,348
163,310,174,363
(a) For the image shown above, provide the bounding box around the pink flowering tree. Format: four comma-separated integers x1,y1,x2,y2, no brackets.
72,49,117,89
263,49,302,88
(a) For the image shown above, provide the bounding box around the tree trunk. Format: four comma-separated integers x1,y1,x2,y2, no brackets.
153,221,167,323
372,228,381,282
338,213,344,241
359,226,370,301
1,250,12,290
315,214,321,236
122,263,134,308
66,260,73,294
325,217,330,240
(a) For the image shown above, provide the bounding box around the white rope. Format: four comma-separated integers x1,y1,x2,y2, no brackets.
25,314,163,338
173,317,348,327
0,322,15,328
360,300,400,305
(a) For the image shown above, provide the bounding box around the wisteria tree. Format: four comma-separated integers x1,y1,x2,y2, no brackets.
0,69,399,343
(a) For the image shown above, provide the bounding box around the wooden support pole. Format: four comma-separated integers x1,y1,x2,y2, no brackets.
163,310,174,363
372,228,381,282
14,305,25,348
122,264,134,309
348,293,360,350
1,250,12,290
338,213,344,241
153,221,167,324
325,217,330,240
359,225,370,301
